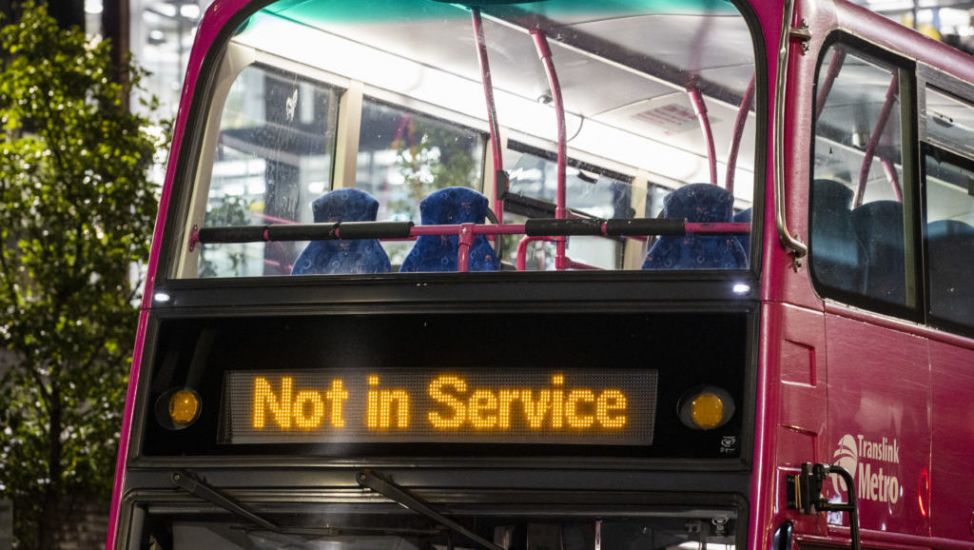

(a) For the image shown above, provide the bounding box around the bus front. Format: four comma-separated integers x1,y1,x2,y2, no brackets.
110,0,766,547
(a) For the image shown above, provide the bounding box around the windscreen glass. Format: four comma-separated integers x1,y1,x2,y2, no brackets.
140,508,740,550
180,0,759,277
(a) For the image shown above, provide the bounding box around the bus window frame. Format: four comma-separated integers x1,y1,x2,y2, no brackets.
917,63,974,160
157,0,770,286
919,143,974,338
808,32,923,324
916,68,974,338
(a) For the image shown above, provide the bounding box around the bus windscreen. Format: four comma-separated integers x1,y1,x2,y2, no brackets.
176,0,759,278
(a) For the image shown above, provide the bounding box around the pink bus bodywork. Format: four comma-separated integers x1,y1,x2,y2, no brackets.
106,0,974,547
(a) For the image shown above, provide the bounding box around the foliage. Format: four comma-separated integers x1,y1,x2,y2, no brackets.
199,195,252,278
0,3,164,547
393,117,481,218
387,117,482,263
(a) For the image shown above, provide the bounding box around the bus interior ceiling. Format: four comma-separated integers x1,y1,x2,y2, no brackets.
228,0,758,198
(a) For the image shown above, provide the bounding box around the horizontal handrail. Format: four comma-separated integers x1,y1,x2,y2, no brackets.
192,219,750,247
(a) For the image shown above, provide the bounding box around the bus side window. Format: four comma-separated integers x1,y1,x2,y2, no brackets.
197,64,341,278
355,98,486,266
501,143,638,270
922,133,974,330
811,44,916,313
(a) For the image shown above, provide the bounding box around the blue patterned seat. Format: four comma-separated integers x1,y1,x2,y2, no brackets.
291,189,392,275
810,179,862,294
400,187,499,272
851,200,905,304
643,183,747,269
927,220,974,326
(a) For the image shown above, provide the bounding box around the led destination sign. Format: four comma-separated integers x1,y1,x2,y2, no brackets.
223,369,657,445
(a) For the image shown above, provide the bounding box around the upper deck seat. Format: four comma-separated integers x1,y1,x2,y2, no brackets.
851,200,905,304
642,183,747,269
733,208,751,256
291,189,392,275
926,219,974,326
810,179,862,293
400,187,500,272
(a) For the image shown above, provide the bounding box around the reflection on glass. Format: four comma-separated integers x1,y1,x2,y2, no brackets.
182,0,759,277
925,87,974,159
502,145,637,270
812,46,910,306
200,65,338,277
356,99,485,264
143,511,739,549
924,151,974,328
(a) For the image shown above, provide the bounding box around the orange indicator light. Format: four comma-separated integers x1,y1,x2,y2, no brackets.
169,389,200,427
690,392,724,430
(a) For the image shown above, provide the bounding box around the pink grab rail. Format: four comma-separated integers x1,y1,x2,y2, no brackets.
194,220,750,272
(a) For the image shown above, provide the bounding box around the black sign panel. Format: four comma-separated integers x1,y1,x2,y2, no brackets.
142,312,748,459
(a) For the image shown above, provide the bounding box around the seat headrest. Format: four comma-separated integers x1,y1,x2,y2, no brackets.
813,179,854,211
852,201,903,246
419,187,489,225
311,189,379,223
662,183,734,222
928,220,974,240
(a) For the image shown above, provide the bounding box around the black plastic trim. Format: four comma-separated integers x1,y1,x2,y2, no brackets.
507,140,635,184
605,218,686,236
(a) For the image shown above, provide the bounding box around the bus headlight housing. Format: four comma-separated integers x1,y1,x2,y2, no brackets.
679,386,734,430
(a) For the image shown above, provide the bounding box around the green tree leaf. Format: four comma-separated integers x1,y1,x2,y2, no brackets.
0,3,166,547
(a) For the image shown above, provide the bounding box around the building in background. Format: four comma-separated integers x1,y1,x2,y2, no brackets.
129,0,213,116
856,0,974,53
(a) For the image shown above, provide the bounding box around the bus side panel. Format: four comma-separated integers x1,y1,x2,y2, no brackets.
824,313,930,537
929,340,974,543
774,303,829,536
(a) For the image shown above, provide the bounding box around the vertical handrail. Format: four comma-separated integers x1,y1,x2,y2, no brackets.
814,48,846,122
880,157,903,202
516,235,555,271
854,74,899,207
471,8,504,223
725,74,756,194
530,29,568,270
774,0,808,259
457,223,475,272
688,84,718,185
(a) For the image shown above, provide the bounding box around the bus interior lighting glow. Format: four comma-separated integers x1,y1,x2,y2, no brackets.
234,12,732,184
153,291,171,303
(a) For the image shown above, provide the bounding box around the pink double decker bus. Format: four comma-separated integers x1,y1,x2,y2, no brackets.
107,0,974,548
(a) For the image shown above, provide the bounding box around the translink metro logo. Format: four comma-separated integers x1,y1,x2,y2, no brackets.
832,434,901,504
